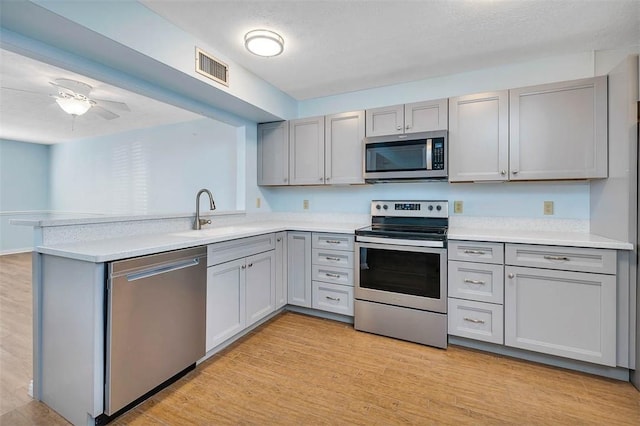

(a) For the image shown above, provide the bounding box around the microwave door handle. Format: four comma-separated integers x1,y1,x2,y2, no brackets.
426,138,432,170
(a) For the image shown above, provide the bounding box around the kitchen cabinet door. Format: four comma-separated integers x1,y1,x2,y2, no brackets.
365,104,404,137
448,91,509,182
289,116,325,185
245,250,276,326
275,232,287,309
509,76,608,180
287,231,312,307
257,121,289,186
325,110,365,184
206,258,246,351
504,265,616,366
404,99,448,133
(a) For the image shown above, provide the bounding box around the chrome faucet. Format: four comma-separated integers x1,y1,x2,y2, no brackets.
194,188,216,230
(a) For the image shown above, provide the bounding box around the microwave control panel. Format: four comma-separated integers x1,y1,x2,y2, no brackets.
431,139,445,170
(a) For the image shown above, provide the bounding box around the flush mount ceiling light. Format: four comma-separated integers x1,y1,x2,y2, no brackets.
55,94,92,116
244,29,284,57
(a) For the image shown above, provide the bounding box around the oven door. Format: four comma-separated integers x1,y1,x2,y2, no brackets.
355,241,447,313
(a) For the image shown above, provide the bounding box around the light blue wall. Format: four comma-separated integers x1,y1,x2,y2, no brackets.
49,118,239,215
0,139,50,253
260,181,590,219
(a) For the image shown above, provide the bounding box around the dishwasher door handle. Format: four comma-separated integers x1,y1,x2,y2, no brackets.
126,258,200,282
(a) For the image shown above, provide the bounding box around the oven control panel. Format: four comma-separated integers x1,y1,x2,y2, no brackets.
371,200,448,218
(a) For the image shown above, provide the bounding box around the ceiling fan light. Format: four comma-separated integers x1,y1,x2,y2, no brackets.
55,97,91,116
244,29,284,57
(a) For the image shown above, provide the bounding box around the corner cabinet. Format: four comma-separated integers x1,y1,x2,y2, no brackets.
257,121,289,186
449,76,608,182
365,99,448,137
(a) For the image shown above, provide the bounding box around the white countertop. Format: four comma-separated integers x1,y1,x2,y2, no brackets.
34,217,634,263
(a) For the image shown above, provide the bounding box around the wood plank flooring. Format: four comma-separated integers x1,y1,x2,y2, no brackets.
1,252,639,425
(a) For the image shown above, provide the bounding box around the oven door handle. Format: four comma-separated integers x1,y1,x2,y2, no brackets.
356,235,444,248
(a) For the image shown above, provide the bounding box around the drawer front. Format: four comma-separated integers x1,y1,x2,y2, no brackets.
312,233,354,251
312,265,353,286
505,244,616,274
312,281,354,316
448,261,504,304
448,298,504,345
448,241,504,264
207,233,275,266
312,248,354,269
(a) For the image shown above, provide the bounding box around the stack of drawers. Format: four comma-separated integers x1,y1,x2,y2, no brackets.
447,241,505,344
311,233,355,316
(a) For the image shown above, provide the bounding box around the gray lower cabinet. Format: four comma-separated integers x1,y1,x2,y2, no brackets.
275,231,288,308
311,232,355,316
504,244,617,366
206,234,276,351
287,231,312,307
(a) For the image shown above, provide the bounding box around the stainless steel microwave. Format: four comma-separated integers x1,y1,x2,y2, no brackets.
364,130,448,182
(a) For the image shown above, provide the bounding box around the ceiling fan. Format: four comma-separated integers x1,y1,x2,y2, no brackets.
49,78,130,120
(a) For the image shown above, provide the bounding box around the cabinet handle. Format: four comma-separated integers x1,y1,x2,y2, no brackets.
248,263,253,268
241,265,247,270
463,250,485,255
326,296,341,302
277,238,282,242
508,273,514,279
543,255,570,261
464,279,486,285
500,170,506,176
326,240,341,244
325,273,341,278
325,256,341,261
463,317,485,324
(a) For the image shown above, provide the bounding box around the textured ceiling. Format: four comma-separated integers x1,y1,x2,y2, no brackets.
0,49,203,144
142,0,640,100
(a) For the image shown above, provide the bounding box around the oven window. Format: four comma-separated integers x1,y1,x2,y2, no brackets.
365,140,426,172
359,247,440,298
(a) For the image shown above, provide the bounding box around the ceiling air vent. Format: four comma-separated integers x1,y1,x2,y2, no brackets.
195,47,229,86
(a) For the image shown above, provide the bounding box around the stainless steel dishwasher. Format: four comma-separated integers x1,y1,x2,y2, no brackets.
106,246,207,416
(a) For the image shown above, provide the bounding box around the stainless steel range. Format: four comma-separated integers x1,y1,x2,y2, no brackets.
354,200,448,348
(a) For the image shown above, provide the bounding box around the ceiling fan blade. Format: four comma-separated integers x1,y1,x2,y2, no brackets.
1,86,50,97
90,105,119,120
92,98,130,112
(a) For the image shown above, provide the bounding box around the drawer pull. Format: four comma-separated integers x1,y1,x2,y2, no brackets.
463,250,486,255
463,317,485,324
326,240,342,244
463,279,486,285
325,256,341,261
325,273,341,278
326,296,341,302
543,255,570,261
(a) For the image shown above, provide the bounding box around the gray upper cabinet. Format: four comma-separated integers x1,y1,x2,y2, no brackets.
289,116,325,185
449,77,608,183
257,121,289,186
509,76,608,180
449,91,509,182
365,99,448,137
325,110,365,184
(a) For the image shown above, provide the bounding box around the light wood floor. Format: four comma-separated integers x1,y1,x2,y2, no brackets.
1,252,639,425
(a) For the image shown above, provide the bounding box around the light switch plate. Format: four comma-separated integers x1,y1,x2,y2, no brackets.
453,200,463,214
543,201,554,215
303,199,309,210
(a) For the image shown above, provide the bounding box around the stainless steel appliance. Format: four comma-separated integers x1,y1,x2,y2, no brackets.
106,246,207,416
364,130,447,182
355,200,448,348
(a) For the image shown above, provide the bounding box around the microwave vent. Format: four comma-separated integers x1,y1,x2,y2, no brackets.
195,47,229,86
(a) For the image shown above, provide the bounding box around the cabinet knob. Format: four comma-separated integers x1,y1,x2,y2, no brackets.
284,178,288,183
277,238,282,242
512,170,519,175
319,177,324,182
500,170,506,176
508,273,514,279
241,265,247,270
326,177,331,181
396,126,402,131
248,263,253,268
405,124,410,130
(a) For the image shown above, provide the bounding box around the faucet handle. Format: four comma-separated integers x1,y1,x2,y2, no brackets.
199,218,211,226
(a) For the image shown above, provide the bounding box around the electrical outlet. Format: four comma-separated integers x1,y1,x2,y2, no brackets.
453,200,463,214
303,199,309,210
544,201,554,215
256,197,261,208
